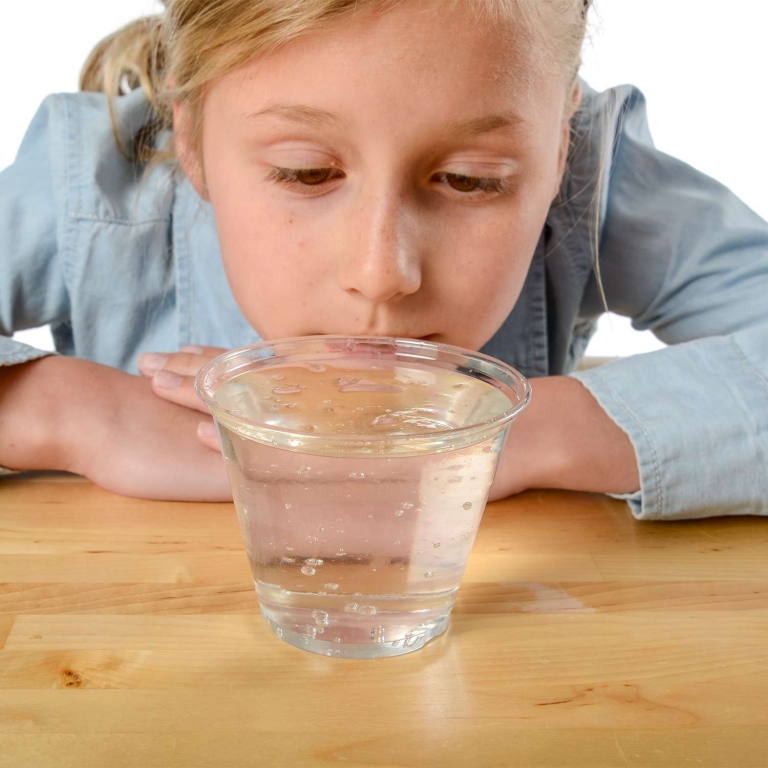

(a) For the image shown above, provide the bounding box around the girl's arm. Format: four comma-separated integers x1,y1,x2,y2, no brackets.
0,99,230,500
552,86,768,520
0,97,69,370
0,355,231,500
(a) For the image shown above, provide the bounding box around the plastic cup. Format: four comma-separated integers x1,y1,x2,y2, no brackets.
196,336,530,658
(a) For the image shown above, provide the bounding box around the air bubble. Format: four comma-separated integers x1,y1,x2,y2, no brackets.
349,472,366,479
394,540,401,545
272,374,285,381
296,466,311,475
463,502,473,510
394,509,405,517
305,558,323,566
367,514,373,519
273,386,302,394
335,377,360,387
433,542,441,548
324,583,339,591
301,566,316,576
424,572,434,579
308,363,326,372
344,603,359,613
324,407,337,414
447,477,462,484
312,610,330,626
275,627,283,638
482,446,493,453
333,637,341,643
373,415,396,426
301,626,317,639
285,503,292,509
402,502,414,510
371,626,386,643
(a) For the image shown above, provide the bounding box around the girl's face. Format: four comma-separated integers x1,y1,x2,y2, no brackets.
177,0,576,350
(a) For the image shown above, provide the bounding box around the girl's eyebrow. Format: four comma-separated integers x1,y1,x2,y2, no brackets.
245,104,345,127
245,103,524,136
444,113,525,139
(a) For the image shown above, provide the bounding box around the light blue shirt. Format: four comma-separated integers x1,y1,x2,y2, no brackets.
2,82,767,519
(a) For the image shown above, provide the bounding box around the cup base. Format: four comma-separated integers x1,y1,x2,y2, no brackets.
263,613,450,658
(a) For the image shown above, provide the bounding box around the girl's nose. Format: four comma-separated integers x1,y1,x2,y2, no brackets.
336,190,423,304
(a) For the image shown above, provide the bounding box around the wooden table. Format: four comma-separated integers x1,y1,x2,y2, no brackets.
1,473,767,767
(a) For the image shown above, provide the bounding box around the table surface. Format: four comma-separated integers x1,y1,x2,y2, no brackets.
1,473,767,768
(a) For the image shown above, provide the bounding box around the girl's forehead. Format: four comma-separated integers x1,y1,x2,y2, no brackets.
209,1,563,128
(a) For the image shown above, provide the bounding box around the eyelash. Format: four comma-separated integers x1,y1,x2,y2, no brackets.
266,167,514,198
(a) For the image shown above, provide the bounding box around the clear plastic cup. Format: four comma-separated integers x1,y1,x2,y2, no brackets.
196,336,530,658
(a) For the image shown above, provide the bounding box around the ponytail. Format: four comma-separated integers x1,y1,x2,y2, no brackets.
79,16,170,162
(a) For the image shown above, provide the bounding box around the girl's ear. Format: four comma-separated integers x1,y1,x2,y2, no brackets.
173,100,210,201
554,82,582,199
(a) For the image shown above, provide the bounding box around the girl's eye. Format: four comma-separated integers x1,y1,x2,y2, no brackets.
431,172,512,196
268,167,344,186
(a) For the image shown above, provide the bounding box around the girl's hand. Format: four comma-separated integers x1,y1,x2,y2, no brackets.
0,356,232,502
138,345,226,452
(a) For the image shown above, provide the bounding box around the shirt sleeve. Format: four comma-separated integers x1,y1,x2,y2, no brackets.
570,86,768,520
0,95,70,367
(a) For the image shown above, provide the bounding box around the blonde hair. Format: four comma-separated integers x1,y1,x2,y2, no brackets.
81,0,593,163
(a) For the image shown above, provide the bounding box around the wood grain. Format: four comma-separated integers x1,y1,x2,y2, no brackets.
1,472,767,767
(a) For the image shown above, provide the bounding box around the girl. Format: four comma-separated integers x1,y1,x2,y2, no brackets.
0,0,766,518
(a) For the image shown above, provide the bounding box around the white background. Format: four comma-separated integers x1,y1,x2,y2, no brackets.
3,0,767,356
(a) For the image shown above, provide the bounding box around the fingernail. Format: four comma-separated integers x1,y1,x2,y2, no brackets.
138,353,168,373
198,421,218,440
153,370,183,389
181,345,204,354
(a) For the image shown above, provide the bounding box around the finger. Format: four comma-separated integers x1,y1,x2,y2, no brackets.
150,368,211,413
197,419,222,452
180,345,228,358
138,352,206,378
137,347,226,378
137,353,169,377
139,349,228,413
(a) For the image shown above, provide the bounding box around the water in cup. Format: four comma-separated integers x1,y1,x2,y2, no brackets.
211,356,516,657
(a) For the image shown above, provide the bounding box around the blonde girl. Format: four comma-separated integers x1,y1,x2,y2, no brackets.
1,0,766,519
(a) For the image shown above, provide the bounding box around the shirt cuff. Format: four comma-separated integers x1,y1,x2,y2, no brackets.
0,336,57,367
570,329,768,520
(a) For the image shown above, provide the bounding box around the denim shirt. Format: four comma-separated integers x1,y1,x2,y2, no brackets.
2,82,767,520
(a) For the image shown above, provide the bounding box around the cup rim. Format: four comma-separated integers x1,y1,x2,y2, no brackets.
195,335,532,449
